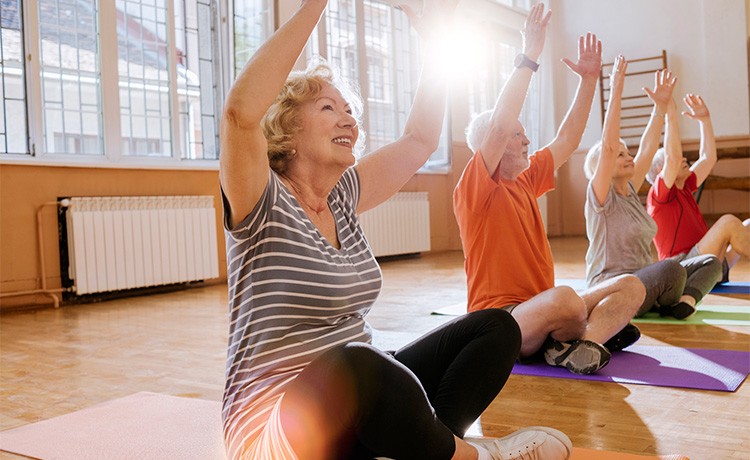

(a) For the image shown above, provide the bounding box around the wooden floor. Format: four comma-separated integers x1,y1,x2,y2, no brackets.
1,237,748,459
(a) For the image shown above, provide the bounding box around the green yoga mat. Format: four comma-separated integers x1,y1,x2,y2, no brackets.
633,305,750,326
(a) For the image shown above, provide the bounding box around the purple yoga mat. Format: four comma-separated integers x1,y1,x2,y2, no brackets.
512,345,750,392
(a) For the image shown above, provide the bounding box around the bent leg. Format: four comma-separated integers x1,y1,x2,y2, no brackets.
633,259,686,316
724,218,750,271
393,309,521,438
579,274,645,344
680,254,722,303
509,286,587,357
697,214,750,260
279,343,456,460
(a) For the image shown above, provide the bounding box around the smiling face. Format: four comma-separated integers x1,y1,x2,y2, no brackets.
292,83,359,171
612,141,635,179
498,120,531,179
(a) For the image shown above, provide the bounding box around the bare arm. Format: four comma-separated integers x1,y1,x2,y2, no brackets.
356,0,457,213
219,0,328,227
545,33,602,169
478,3,551,175
590,55,626,206
661,99,683,189
631,69,676,191
683,94,716,186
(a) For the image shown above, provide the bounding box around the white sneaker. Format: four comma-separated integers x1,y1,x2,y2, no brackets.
466,426,572,460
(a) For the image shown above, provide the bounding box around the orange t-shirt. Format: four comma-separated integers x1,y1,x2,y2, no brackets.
453,148,556,312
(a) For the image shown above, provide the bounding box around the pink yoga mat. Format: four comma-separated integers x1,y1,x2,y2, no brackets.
512,345,750,392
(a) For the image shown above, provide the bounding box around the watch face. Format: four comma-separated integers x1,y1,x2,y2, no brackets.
514,54,524,67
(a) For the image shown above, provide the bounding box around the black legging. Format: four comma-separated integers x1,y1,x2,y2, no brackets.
280,308,521,460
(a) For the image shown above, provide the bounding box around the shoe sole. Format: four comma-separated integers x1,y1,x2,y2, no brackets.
547,340,611,375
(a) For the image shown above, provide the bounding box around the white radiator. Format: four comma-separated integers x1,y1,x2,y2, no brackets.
358,192,430,257
63,196,219,295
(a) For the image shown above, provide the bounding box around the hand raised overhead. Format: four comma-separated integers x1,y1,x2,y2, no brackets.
396,0,460,44
682,93,710,121
561,32,602,80
643,69,676,111
521,3,552,62
609,54,627,89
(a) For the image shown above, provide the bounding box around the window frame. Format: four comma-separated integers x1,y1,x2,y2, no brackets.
1,0,224,170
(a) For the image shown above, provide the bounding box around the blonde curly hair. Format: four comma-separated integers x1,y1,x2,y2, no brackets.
262,61,365,173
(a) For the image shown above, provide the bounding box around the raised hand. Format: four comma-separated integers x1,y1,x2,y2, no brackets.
609,54,627,90
682,93,710,121
643,69,676,111
562,32,602,80
521,3,552,62
397,0,459,45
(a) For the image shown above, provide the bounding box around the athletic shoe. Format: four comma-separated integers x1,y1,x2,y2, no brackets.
467,426,572,460
543,338,611,375
604,323,641,352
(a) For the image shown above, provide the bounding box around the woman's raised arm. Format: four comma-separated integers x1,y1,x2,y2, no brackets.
220,0,328,227
355,0,458,213
590,55,626,206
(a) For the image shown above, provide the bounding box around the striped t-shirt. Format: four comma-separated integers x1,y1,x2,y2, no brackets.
221,167,382,459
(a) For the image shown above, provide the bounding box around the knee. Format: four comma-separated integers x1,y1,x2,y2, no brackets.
661,259,687,284
714,214,742,233
550,286,587,324
615,274,646,308
333,343,390,378
472,308,522,351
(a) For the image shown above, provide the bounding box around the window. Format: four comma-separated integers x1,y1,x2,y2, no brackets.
39,0,102,156
174,0,221,160
0,0,29,154
117,0,171,157
3,0,222,162
232,0,273,78
310,0,451,170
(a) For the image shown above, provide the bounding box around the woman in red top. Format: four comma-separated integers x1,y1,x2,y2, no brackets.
646,94,749,281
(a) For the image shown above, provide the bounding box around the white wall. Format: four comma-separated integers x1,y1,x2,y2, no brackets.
548,0,750,149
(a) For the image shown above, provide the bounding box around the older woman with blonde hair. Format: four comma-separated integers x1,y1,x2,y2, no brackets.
218,0,571,458
584,59,722,320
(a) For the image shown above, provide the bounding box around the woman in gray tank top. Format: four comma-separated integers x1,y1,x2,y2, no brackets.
219,1,572,459
583,56,721,320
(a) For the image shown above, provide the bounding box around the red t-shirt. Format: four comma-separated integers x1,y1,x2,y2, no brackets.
453,148,556,312
647,171,708,259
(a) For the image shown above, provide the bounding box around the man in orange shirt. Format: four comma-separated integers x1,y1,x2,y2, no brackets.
454,7,644,375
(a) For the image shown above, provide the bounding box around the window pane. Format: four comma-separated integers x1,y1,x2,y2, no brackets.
233,0,272,78
117,0,171,157
363,0,396,152
325,0,359,83
174,0,219,160
38,0,103,155
0,0,28,154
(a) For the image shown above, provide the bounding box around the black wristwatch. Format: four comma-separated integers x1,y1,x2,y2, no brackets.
514,53,539,72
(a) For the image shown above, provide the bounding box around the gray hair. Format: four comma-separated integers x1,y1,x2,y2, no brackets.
645,148,666,185
465,110,493,153
584,139,629,180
